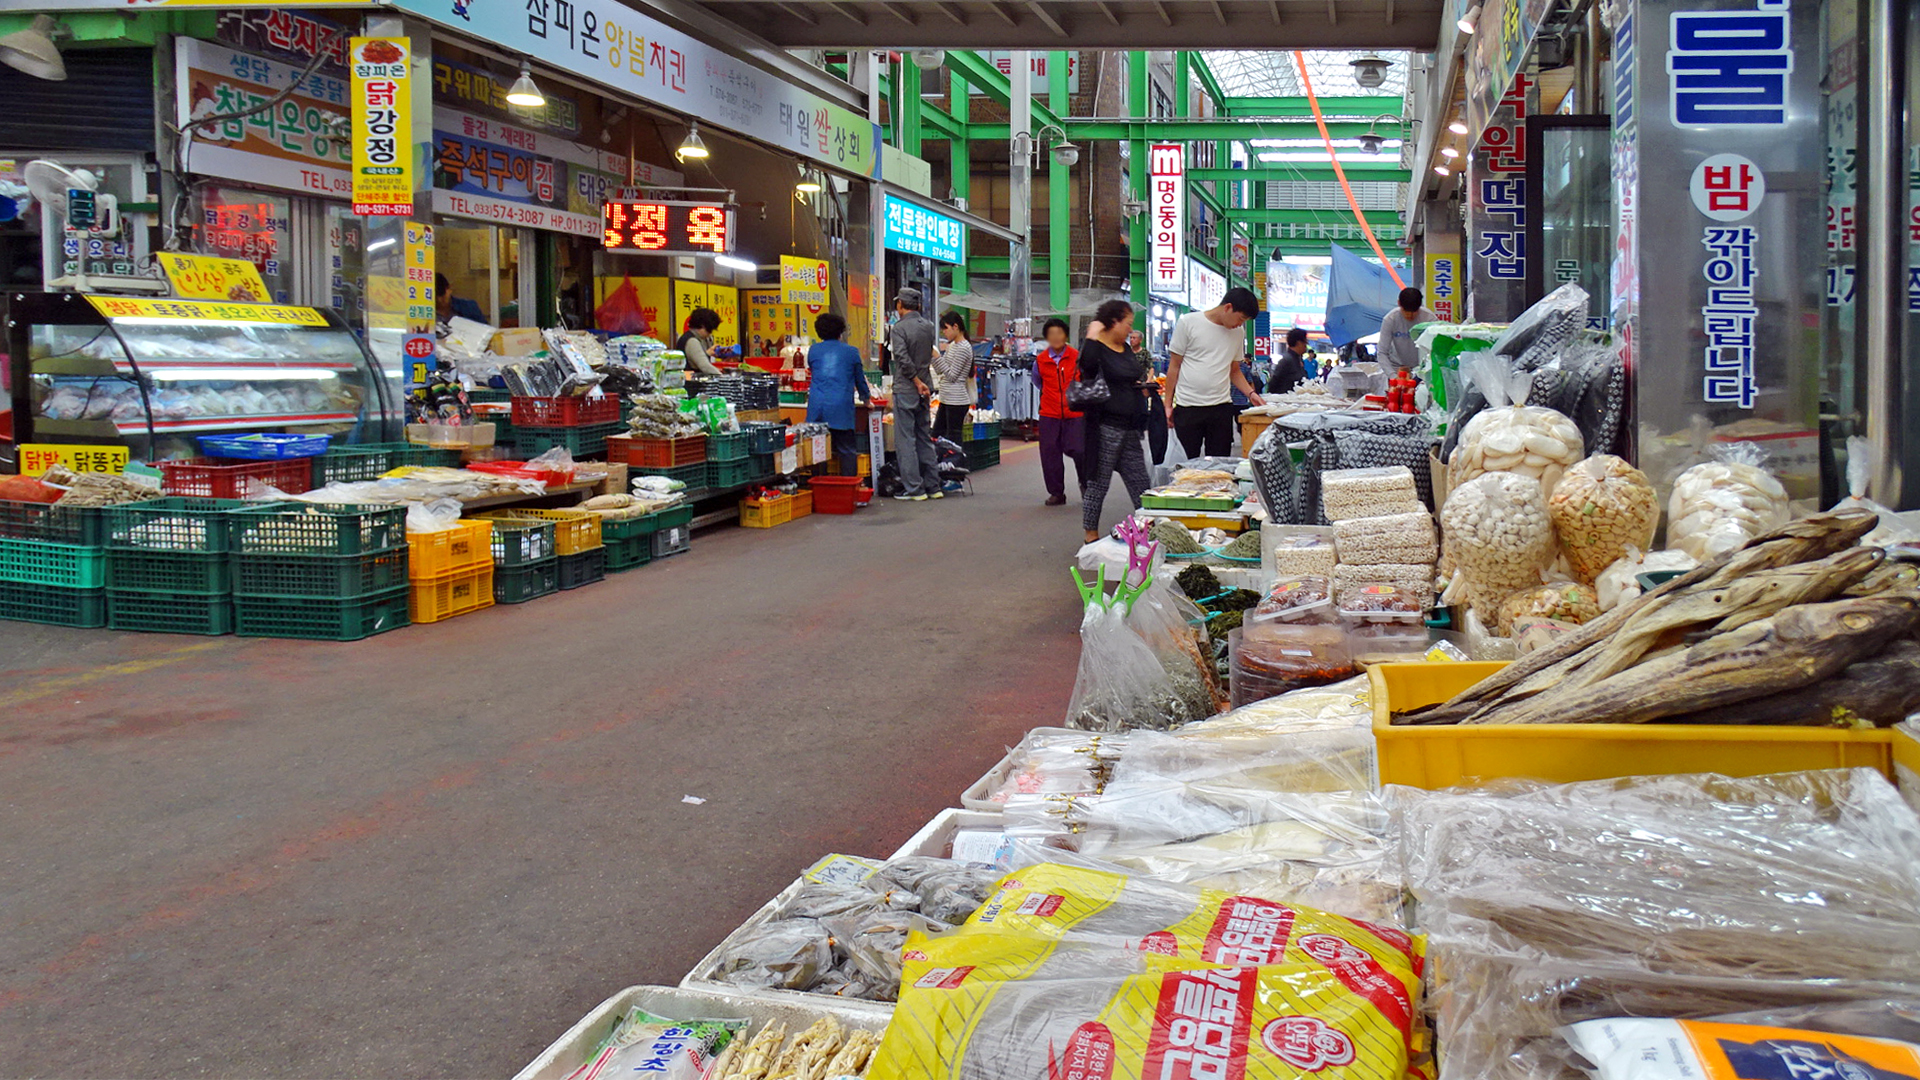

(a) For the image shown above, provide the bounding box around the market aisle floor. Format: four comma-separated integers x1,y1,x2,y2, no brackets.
0,438,1153,1078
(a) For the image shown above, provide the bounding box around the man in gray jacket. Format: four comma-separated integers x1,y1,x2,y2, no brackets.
888,288,945,500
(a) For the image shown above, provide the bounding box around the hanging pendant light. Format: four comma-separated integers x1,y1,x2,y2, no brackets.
505,60,546,107
676,122,710,162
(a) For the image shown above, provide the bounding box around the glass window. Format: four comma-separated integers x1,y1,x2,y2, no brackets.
323,204,367,327
435,221,521,326
193,185,293,305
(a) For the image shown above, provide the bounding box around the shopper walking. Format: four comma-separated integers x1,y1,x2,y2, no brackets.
932,310,975,445
887,288,944,501
1034,317,1084,506
1266,326,1311,395
676,307,724,376
1378,287,1437,377
1078,300,1153,543
804,312,871,478
1165,287,1265,458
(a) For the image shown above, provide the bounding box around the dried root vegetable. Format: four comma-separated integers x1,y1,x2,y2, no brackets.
821,1029,879,1077
1549,455,1659,584
717,1019,787,1080
770,1015,844,1080
1668,459,1791,563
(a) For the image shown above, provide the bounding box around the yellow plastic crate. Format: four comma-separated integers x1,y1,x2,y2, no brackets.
409,565,495,624
740,494,794,529
407,519,493,579
475,508,602,555
790,489,813,520
1369,662,1913,790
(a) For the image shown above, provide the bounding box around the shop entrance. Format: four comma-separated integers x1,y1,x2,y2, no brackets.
436,221,529,327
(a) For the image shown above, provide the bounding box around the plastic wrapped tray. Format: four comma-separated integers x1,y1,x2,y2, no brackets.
891,807,1016,867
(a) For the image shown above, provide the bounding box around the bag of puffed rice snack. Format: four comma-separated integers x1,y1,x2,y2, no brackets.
1548,455,1659,585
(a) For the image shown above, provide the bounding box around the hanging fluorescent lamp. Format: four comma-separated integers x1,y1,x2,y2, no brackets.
505,60,546,107
1448,119,1469,135
1434,165,1450,176
676,122,710,162
1440,146,1460,159
910,49,945,70
714,254,756,272
1457,4,1483,34
795,169,823,194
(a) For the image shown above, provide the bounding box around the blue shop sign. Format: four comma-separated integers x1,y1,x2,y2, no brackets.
883,194,966,264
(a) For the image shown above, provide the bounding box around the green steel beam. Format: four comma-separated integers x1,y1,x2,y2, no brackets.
1189,166,1412,182
917,100,964,141
950,87,969,296
1049,50,1070,314
967,120,1378,141
1129,51,1148,309
1224,209,1403,226
1191,53,1230,114
899,61,922,155
1220,96,1402,118
940,50,1062,130
1174,51,1191,118
969,256,1011,273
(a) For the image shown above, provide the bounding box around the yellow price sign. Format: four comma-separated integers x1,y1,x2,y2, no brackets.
351,36,416,216
86,295,328,325
20,444,129,476
158,252,272,303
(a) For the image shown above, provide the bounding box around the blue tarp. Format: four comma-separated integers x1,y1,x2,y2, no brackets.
1324,244,1406,346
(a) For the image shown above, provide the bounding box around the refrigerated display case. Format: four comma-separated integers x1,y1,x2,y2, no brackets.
6,291,401,462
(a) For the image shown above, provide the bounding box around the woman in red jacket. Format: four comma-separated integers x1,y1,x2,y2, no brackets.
1035,317,1085,506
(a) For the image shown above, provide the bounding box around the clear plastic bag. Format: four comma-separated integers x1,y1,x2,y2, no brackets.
1449,355,1586,496
1496,582,1602,635
1549,455,1661,584
1667,443,1791,562
1831,436,1920,547
404,497,463,533
1593,546,1697,611
1332,510,1438,566
1441,471,1558,622
1397,769,1920,1080
708,919,835,991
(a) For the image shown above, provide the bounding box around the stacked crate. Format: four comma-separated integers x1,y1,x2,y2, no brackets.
705,430,753,492
613,434,708,500
0,499,109,628
650,504,694,559
475,508,603,590
407,519,494,623
486,517,560,603
512,394,624,460
228,504,412,640
103,497,252,634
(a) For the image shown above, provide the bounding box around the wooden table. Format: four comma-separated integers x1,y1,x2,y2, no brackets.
1239,412,1276,456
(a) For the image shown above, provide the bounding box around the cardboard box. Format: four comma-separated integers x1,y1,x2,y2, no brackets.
491,328,545,355
592,462,629,497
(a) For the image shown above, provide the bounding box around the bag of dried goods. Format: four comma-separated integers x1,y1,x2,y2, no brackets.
562,1008,746,1080
1321,465,1423,521
1830,436,1920,546
1264,526,1337,576
1333,511,1438,566
1441,472,1557,623
1593,547,1697,611
1447,354,1585,494
1667,448,1790,563
1148,517,1206,555
1495,582,1601,634
1561,1017,1920,1080
1548,455,1660,584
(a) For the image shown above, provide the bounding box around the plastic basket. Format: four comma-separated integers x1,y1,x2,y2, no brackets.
705,431,749,462
464,459,576,488
510,394,622,427
706,458,754,491
0,581,106,627
808,475,863,515
1139,493,1243,512
493,558,560,603
611,434,707,468
229,503,408,556
233,585,411,640
965,440,1001,471
651,522,691,558
557,547,606,589
311,445,394,487
408,566,495,623
231,548,409,599
406,519,493,579
365,443,463,469
604,533,653,572
970,420,1001,441
515,423,624,460
0,538,107,588
1368,662,1909,789
104,497,255,553
748,452,777,479
790,489,813,520
195,432,332,460
106,550,231,594
107,590,233,635
595,514,652,543
651,505,694,534
466,387,511,404
487,517,558,566
159,456,314,498
0,499,106,545
475,509,601,555
743,424,787,455
740,494,794,528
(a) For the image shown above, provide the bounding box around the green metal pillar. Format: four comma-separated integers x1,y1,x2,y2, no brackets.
1048,51,1069,315
950,77,969,296
899,61,922,155
1129,51,1148,311
1173,52,1190,118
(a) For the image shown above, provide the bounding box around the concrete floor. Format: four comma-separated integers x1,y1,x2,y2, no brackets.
0,439,1144,1078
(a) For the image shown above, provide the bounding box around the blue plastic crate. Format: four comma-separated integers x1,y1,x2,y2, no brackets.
196,433,333,459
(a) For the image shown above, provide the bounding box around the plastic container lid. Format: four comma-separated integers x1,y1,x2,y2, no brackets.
1245,574,1334,625
1338,583,1425,623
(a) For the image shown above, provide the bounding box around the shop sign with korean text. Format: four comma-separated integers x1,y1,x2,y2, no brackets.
1424,252,1460,322
1467,73,1534,322
158,251,272,302
18,444,128,477
882,195,965,264
432,105,679,236
433,57,579,135
1148,143,1185,294
780,255,829,308
392,0,878,177
215,9,350,74
86,295,328,326
175,38,351,200
351,37,414,216
602,199,735,256
1464,0,1553,140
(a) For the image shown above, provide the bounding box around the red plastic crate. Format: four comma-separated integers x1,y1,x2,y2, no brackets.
465,460,576,488
510,394,622,427
159,457,314,498
808,475,864,515
608,434,707,467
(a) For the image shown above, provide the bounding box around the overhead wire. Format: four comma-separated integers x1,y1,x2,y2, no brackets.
1291,50,1407,288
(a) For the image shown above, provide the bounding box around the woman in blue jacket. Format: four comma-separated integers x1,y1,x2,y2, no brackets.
805,312,871,477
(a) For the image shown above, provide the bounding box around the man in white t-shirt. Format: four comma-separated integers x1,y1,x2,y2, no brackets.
1166,287,1266,458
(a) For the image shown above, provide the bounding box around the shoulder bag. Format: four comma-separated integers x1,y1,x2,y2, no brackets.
1066,350,1112,409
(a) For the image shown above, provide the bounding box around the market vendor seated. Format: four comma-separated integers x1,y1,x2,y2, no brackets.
436,273,485,324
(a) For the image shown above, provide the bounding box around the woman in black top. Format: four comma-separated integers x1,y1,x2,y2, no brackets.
1079,299,1153,542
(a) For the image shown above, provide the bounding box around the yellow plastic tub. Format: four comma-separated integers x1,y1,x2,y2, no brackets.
1369,661,1915,790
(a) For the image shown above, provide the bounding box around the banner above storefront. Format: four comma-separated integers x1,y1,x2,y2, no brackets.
175,37,351,200
393,0,879,178
882,194,965,264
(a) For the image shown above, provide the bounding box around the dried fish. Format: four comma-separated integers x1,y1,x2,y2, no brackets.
1661,638,1920,726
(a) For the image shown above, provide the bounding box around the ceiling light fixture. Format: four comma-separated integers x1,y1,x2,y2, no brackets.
676,122,709,162
1349,55,1391,89
795,169,823,195
1434,165,1450,176
1457,4,1483,34
0,15,67,81
1448,119,1469,135
714,254,756,272
1440,146,1460,159
909,49,945,70
505,60,546,107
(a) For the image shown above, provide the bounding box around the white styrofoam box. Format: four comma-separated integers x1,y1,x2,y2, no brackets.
891,807,1015,867
512,984,890,1080
1209,566,1279,594
961,751,1018,812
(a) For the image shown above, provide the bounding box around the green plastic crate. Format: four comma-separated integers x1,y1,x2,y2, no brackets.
466,387,511,403
233,586,411,640
706,458,754,491
630,462,707,497
651,505,694,533
705,431,749,462
515,422,624,459
0,538,107,588
364,442,462,469
0,581,106,627
488,517,558,567
311,445,394,487
231,548,409,599
598,514,653,543
106,550,231,595
964,439,1001,471
605,533,653,572
749,452,777,479
0,499,107,545
743,424,786,455
230,503,408,556
107,590,233,635
557,548,606,589
493,558,560,603
1139,493,1244,512
104,497,253,553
